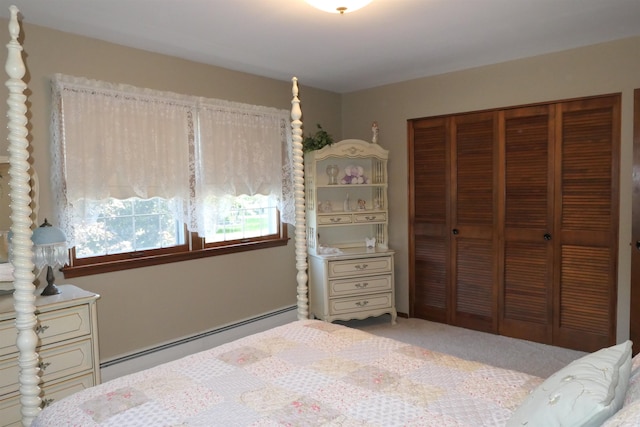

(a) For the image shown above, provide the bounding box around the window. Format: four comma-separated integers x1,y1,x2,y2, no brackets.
73,198,186,259
67,195,285,277
203,195,279,245
52,75,294,278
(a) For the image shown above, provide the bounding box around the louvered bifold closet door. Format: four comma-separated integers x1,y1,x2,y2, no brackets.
451,112,498,333
553,95,620,352
499,106,555,344
409,117,450,322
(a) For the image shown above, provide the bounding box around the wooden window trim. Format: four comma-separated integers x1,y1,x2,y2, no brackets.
62,227,288,278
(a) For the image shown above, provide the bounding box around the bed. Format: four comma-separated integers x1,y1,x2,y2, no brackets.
4,5,640,427
31,319,541,426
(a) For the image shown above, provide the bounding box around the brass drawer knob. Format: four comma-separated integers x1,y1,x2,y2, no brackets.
35,324,49,335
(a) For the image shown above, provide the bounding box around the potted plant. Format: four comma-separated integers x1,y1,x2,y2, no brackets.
303,124,334,152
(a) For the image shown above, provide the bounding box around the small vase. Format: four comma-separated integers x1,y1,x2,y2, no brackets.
326,164,339,185
343,193,351,212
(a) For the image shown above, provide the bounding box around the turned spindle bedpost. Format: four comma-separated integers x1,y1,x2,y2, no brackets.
291,77,309,320
6,5,40,425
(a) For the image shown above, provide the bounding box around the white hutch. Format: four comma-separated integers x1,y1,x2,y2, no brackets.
305,139,396,324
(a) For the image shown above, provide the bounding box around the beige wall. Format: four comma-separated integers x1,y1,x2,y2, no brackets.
342,36,640,342
0,20,342,360
3,18,638,359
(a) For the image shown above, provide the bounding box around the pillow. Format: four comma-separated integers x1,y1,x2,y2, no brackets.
507,340,632,427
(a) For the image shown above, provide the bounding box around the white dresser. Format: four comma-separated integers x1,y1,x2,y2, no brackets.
308,248,396,323
0,285,100,426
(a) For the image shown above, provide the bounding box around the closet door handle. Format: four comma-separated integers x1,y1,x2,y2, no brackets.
452,229,459,235
544,233,552,241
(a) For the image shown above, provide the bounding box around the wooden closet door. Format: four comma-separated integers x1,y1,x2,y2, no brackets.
408,117,450,322
553,95,620,352
499,105,555,343
451,112,498,333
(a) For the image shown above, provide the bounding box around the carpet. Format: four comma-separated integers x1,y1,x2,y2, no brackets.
339,315,587,378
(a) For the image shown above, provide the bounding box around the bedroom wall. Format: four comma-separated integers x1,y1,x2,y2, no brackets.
341,35,640,343
2,18,637,360
0,19,342,360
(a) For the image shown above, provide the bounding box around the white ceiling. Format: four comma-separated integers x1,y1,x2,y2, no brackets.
1,0,639,93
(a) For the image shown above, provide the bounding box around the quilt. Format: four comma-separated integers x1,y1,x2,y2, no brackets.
32,319,543,426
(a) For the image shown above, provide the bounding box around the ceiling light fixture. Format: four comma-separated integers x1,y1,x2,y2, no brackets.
304,0,373,14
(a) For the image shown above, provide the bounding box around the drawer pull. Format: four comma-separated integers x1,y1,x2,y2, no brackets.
35,324,49,334
42,398,55,408
355,282,369,288
38,361,51,371
364,216,377,221
355,300,369,307
329,217,342,223
354,264,368,271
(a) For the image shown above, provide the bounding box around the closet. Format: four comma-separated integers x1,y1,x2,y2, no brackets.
408,94,620,353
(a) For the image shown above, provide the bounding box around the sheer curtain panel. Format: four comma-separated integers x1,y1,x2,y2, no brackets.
50,74,295,246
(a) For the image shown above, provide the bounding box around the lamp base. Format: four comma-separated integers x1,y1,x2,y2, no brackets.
40,282,60,296
40,265,61,296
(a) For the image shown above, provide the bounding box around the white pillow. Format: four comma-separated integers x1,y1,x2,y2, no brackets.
507,340,632,427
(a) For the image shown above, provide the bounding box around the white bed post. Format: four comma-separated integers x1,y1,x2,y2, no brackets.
6,6,40,426
291,77,308,320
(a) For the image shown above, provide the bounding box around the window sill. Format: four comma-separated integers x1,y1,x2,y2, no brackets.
62,237,290,278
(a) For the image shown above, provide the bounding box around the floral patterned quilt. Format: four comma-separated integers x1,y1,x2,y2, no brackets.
32,319,542,426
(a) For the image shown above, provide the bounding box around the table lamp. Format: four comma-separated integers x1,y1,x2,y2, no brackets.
32,218,68,296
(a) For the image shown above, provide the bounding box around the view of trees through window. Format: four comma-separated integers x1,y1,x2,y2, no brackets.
74,195,278,258
75,198,184,258
205,194,278,243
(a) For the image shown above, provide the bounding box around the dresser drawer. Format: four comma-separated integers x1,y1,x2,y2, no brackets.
317,214,352,225
0,372,94,427
0,304,91,358
36,304,92,347
0,319,16,356
329,274,392,297
353,212,387,223
328,256,392,278
0,337,93,396
40,371,95,409
329,293,393,316
0,391,21,427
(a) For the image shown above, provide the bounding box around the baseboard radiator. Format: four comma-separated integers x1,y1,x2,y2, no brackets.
100,305,298,382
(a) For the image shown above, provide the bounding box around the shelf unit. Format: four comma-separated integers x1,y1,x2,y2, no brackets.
305,139,396,324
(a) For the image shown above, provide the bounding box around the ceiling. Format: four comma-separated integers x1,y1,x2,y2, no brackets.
1,0,639,93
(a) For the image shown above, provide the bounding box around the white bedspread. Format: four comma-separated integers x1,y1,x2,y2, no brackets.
33,319,542,426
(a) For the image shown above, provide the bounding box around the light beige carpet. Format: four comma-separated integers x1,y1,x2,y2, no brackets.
339,315,587,378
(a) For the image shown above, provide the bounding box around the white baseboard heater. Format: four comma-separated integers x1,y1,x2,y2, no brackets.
100,305,298,382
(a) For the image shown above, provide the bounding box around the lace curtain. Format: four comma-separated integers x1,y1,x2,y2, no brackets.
50,74,295,246
193,99,294,236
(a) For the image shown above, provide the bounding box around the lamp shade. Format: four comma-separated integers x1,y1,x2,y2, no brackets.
31,219,68,270
304,0,373,14
32,221,66,245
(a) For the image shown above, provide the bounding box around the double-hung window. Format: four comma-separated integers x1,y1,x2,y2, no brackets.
51,75,295,277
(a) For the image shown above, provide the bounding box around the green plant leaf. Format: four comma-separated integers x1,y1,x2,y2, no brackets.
303,124,334,152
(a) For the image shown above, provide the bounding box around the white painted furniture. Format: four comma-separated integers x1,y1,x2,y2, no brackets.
0,285,100,427
305,139,396,323
5,7,309,423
